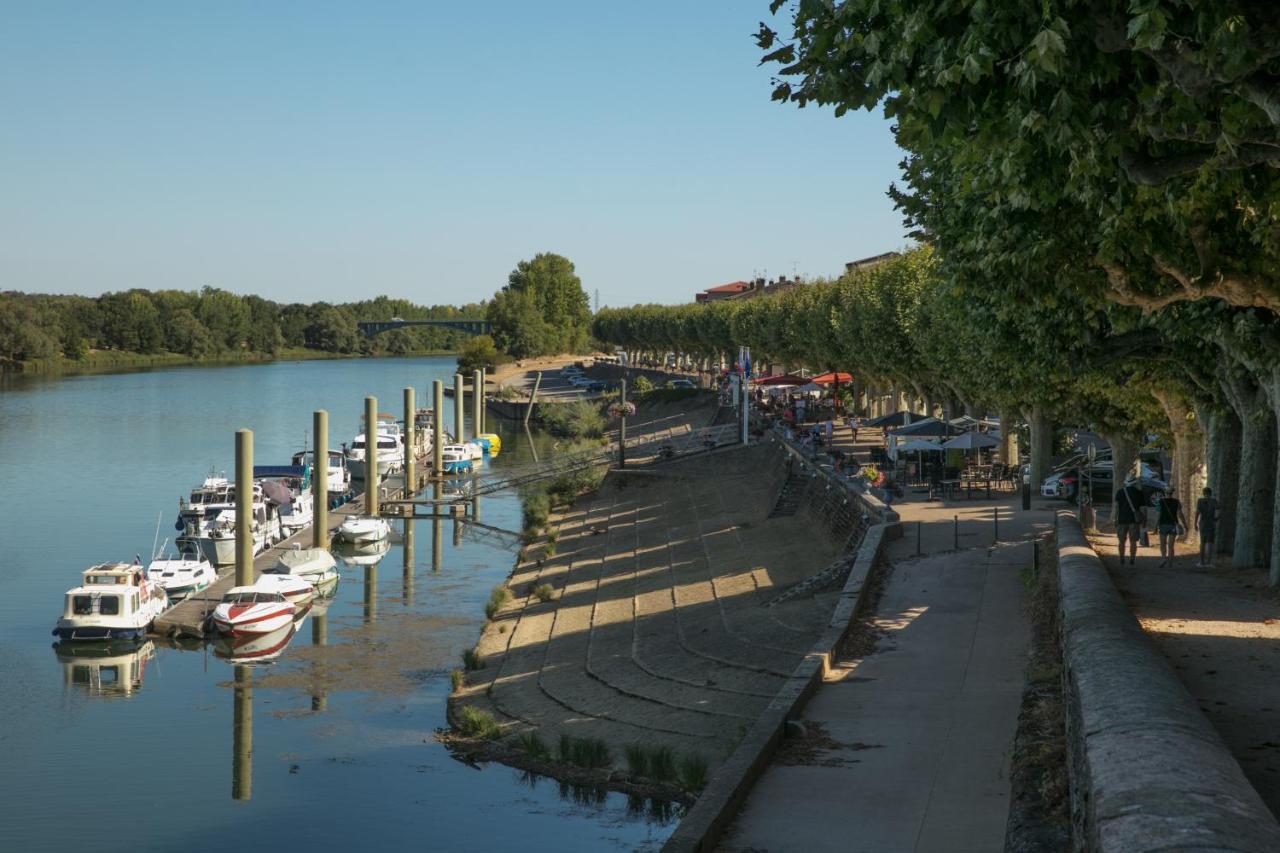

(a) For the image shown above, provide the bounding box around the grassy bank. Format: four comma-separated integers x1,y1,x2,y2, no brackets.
7,347,458,377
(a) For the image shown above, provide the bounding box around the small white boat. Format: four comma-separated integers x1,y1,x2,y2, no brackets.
346,413,406,482
251,573,316,612
336,515,390,546
146,546,218,602
292,448,352,496
272,545,339,590
440,444,475,475
462,441,485,462
211,587,294,637
53,563,170,642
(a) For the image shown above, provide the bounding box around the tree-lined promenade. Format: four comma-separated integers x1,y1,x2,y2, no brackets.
597,2,1280,585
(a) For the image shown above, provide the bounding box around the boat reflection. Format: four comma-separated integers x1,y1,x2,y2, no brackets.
53,639,155,698
213,616,302,666
334,536,389,567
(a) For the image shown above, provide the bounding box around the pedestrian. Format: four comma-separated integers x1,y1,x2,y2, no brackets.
850,415,860,441
1153,486,1188,567
1113,474,1146,565
824,418,834,447
1195,486,1220,568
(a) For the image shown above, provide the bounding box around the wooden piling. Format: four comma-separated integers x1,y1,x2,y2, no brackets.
454,373,464,443
313,410,329,548
365,396,378,516
235,429,254,587
472,369,483,440
432,380,444,476
403,386,416,496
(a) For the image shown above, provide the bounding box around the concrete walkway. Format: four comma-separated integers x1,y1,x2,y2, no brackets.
719,544,1030,853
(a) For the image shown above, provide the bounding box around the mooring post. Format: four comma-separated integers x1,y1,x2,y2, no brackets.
235,428,254,587
524,371,542,427
313,410,329,548
454,373,464,444
472,369,483,441
232,665,253,801
403,386,416,496
432,380,444,477
365,396,379,516
953,514,959,551
619,378,628,469
479,369,487,433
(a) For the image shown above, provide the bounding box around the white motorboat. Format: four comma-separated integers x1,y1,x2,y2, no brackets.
211,587,294,637
271,545,339,591
175,472,229,533
179,481,284,566
292,448,351,496
335,537,391,567
346,413,406,483
53,562,170,642
251,573,316,612
336,515,390,546
54,640,156,697
146,544,218,602
462,441,484,462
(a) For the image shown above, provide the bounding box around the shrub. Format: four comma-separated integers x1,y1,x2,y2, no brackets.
456,334,507,374
631,375,654,394
522,492,550,533
539,400,606,439
678,753,709,791
463,648,484,670
532,582,555,603
484,585,511,620
514,731,550,759
458,705,501,739
450,668,464,692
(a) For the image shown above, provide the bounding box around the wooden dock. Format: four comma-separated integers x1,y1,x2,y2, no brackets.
151,460,427,639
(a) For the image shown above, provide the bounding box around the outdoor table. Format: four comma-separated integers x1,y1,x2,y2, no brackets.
964,478,993,500
936,479,962,500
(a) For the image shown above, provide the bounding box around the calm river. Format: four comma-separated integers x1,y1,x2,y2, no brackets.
0,356,676,852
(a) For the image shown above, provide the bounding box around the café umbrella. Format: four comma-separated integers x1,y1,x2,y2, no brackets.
941,432,999,451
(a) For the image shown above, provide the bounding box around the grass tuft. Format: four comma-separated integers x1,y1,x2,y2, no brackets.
458,705,501,740
625,744,649,777
533,582,556,603
450,668,464,693
678,753,709,791
514,731,550,759
485,584,511,619
462,648,484,670
648,745,676,782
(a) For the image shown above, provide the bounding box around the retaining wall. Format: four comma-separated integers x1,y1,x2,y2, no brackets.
1057,513,1280,851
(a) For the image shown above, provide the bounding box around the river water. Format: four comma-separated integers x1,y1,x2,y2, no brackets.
0,356,676,852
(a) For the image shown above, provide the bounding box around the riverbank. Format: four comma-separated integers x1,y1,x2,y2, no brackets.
4,346,457,377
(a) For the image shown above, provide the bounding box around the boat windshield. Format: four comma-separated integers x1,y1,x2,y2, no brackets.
70,594,121,615
377,438,397,449
352,440,366,450
224,591,284,605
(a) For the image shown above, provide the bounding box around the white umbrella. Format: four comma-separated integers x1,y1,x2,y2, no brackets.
941,432,999,450
795,382,823,395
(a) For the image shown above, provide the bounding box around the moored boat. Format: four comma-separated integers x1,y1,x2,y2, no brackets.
211,587,294,637
271,545,339,590
440,445,474,475
146,544,218,602
336,515,390,545
476,432,502,455
52,562,170,642
251,573,316,612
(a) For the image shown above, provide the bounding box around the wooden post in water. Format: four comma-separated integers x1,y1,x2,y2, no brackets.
472,369,483,440
232,665,253,800
432,380,444,476
365,396,378,516
454,373,465,444
524,371,542,427
479,369,487,433
235,429,254,587
313,410,329,548
403,387,416,496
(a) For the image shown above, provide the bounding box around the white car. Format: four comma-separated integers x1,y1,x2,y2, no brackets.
569,375,592,387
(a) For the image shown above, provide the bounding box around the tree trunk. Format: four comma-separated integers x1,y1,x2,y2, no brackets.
1254,367,1280,585
998,409,1019,466
1220,370,1275,570
1099,432,1141,520
1153,388,1205,525
1202,405,1242,557
1027,404,1054,488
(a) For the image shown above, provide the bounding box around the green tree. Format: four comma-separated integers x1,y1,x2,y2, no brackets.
457,334,504,373
489,252,591,356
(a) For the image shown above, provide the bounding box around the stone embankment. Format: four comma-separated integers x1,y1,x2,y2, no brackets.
1057,513,1280,851
450,437,872,790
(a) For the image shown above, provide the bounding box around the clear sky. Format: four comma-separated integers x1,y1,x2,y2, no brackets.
0,1,908,309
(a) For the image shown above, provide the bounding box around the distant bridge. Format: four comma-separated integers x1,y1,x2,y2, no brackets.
357,318,491,338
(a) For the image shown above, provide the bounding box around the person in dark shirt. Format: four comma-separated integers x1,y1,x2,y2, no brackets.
1114,475,1147,565
1195,487,1221,569
1154,487,1188,567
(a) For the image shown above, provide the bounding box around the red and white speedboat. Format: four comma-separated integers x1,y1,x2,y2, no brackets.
251,573,316,613
211,587,294,637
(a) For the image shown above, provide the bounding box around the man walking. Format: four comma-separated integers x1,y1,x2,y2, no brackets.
1195,486,1220,568
1114,474,1146,565
1154,486,1188,567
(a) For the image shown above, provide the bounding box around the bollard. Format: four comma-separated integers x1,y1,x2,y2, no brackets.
432,380,444,477
454,373,464,444
1021,480,1031,511
365,396,379,516
403,386,416,495
313,411,329,549
993,505,999,543
472,369,483,444
1032,540,1040,575
916,520,922,557
235,429,254,587
953,514,959,551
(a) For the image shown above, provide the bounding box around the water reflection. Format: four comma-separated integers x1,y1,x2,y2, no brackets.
213,621,299,665
335,537,390,567
310,601,328,712
53,639,155,698
232,665,253,801
513,768,684,826
402,519,415,606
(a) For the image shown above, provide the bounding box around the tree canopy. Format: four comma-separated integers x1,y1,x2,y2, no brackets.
487,253,592,358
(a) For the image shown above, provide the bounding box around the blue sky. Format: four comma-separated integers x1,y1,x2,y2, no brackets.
0,1,908,308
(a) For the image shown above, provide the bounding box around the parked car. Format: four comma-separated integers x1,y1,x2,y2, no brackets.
585,380,607,392
1046,460,1166,503
666,379,696,389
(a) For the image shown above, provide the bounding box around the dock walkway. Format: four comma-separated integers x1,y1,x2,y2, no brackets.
152,462,424,639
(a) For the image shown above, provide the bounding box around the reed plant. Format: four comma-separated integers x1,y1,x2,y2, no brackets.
532,582,555,603
462,648,484,670
514,731,550,759
678,753,709,791
450,668,464,692
458,706,501,740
